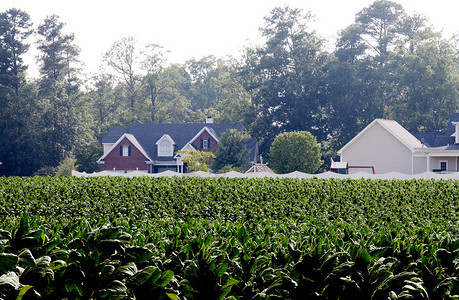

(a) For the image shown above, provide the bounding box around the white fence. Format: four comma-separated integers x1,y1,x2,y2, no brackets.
72,170,459,180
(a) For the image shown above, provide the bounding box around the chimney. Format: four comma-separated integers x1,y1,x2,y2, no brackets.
206,116,213,124
453,122,459,144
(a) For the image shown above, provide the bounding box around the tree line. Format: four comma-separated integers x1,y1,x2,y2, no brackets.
0,0,458,176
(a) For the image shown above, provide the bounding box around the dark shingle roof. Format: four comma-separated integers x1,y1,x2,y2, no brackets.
102,123,244,160
411,113,459,148
445,113,459,136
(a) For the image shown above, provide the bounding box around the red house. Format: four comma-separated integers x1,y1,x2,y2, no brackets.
97,119,259,173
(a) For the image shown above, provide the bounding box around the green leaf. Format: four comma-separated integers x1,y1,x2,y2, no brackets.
219,278,239,300
18,249,36,268
215,263,228,278
360,248,372,264
16,285,33,300
125,246,152,263
0,271,21,290
41,240,60,254
106,280,127,293
160,270,174,287
166,292,179,300
126,266,160,288
36,256,51,268
65,283,84,296
0,230,11,240
115,262,137,278
0,253,18,274
49,260,67,271
14,213,29,240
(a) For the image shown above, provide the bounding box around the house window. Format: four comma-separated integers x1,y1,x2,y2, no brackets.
440,161,447,172
121,145,131,157
159,140,172,156
201,138,210,149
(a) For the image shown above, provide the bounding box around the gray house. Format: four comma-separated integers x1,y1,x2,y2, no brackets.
338,114,459,174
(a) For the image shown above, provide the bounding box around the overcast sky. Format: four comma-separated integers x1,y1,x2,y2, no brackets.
1,0,458,77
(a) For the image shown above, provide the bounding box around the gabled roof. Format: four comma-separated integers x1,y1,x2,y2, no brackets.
189,126,220,144
102,123,243,161
245,164,275,174
411,113,459,148
338,119,423,155
445,113,459,136
98,133,153,162
156,134,175,145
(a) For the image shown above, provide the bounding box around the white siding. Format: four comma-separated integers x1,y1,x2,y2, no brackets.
340,122,413,174
430,157,457,172
413,156,427,174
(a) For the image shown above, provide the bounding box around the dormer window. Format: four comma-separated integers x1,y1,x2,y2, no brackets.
159,140,171,156
156,134,175,157
202,139,209,149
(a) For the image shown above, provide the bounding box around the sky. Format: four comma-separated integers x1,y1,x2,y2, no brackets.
1,0,458,77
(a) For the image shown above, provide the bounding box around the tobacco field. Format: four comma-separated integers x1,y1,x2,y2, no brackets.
0,176,458,299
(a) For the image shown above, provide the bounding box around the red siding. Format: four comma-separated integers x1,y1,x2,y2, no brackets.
100,137,150,172
192,130,218,153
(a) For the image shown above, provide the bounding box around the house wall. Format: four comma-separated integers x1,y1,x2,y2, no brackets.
340,122,413,174
100,137,149,172
430,157,457,172
413,156,427,174
192,131,218,153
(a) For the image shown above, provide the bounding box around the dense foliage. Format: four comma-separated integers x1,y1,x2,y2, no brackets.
211,129,251,173
269,131,323,174
0,176,457,299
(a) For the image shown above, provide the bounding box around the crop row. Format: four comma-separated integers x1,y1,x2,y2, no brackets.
0,177,458,299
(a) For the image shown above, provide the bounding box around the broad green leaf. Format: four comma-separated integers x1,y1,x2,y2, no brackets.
215,263,228,278
0,253,18,274
106,280,127,293
160,270,174,287
49,260,67,271
166,292,179,300
126,266,160,288
65,283,84,296
0,271,21,290
16,284,33,300
115,262,137,277
18,250,35,268
125,247,152,263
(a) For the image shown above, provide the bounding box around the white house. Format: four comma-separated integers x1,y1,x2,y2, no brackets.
337,114,459,174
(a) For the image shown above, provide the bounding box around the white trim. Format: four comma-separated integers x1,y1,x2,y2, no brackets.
156,134,176,157
121,145,130,157
97,133,153,163
189,126,219,145
174,143,196,159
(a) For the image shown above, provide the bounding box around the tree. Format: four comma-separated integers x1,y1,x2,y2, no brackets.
0,9,39,176
269,131,322,174
0,8,33,96
211,129,251,172
242,6,329,156
176,150,215,172
385,15,459,132
355,0,404,63
36,14,82,168
103,36,141,122
140,43,168,122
